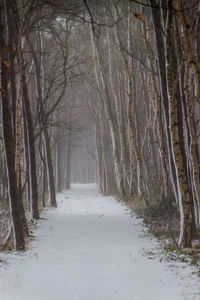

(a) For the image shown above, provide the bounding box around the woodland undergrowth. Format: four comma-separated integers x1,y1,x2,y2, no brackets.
125,196,200,271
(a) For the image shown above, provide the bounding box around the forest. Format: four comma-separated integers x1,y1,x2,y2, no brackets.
0,0,200,262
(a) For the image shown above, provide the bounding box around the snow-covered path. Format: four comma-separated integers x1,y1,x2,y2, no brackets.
0,184,199,300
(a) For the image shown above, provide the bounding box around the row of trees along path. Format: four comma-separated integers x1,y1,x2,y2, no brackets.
0,0,200,251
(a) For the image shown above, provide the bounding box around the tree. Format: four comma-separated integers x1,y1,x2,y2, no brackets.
0,0,25,250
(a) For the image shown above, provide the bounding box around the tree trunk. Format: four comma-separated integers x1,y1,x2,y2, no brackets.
27,35,57,208
90,24,125,198
167,1,194,247
0,2,25,250
22,70,40,219
150,0,179,201
65,132,71,190
5,0,17,143
43,124,57,207
56,139,63,192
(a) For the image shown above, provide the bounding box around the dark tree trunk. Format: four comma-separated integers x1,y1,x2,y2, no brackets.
0,2,25,250
43,125,57,206
5,0,17,143
22,70,40,219
42,161,47,207
174,16,198,239
38,135,47,207
22,105,31,210
56,139,63,193
150,0,178,199
65,131,71,190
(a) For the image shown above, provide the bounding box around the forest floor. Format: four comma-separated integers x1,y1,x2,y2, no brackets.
0,184,200,300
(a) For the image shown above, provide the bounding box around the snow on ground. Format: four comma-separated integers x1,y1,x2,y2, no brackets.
0,184,199,300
